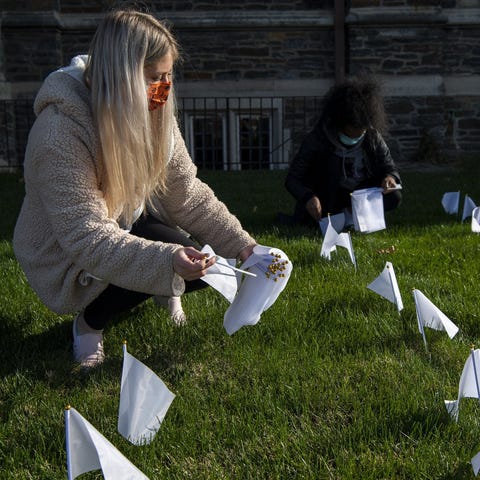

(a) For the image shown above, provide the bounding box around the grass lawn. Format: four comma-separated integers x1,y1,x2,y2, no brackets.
1,159,480,479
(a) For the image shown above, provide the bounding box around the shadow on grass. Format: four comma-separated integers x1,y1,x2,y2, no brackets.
0,311,192,391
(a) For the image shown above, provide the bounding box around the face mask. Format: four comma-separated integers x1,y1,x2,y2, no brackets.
338,131,365,147
147,81,171,111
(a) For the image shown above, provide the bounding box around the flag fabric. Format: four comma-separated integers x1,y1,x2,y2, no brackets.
320,218,340,260
367,262,403,312
319,212,345,236
472,206,480,233
200,244,239,303
65,407,149,480
462,194,477,222
118,344,175,446
444,349,480,422
223,245,292,335
442,191,460,215
472,450,480,476
320,218,356,267
351,187,386,233
413,289,459,347
335,232,356,268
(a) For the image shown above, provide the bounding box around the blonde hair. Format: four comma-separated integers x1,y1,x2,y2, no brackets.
85,9,179,225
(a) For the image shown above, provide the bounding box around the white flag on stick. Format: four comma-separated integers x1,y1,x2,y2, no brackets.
367,262,403,312
118,343,175,446
442,191,460,215
413,289,459,348
65,407,149,480
445,349,480,422
200,244,239,303
320,218,356,267
472,206,480,233
472,450,480,476
336,232,356,268
351,187,386,233
320,218,340,260
463,194,477,222
319,212,345,236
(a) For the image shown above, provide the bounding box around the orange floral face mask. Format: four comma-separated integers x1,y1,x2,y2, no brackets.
147,81,171,111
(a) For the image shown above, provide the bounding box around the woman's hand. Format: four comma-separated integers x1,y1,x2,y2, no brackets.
381,175,397,192
173,247,216,281
306,196,322,221
238,243,256,262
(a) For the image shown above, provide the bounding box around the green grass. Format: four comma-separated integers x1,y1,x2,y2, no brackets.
2,160,480,479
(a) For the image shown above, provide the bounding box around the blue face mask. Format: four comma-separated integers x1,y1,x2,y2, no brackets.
338,131,365,146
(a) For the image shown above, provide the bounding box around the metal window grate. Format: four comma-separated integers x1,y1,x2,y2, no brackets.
0,96,322,171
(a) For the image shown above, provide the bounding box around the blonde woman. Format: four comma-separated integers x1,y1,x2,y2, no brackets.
13,8,256,369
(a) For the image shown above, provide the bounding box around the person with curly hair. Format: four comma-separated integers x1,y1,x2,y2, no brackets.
280,76,402,227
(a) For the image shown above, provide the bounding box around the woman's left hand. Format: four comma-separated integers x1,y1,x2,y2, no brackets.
238,243,256,262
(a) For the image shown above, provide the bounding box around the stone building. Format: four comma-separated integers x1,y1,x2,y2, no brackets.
1,0,479,169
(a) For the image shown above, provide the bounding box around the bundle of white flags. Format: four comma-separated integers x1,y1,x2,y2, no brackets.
413,289,459,348
351,187,386,233
65,407,149,480
445,349,480,422
201,244,293,335
367,261,403,312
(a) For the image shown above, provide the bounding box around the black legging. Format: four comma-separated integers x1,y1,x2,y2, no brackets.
84,214,207,330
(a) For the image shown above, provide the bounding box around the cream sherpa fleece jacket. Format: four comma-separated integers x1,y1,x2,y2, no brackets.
13,57,255,314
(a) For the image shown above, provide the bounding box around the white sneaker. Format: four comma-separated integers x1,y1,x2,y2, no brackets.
72,313,105,368
154,295,187,326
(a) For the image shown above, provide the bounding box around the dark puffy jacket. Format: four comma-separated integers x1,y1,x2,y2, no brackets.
285,122,401,214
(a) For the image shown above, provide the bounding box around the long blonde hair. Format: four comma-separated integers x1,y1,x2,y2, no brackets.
85,9,179,225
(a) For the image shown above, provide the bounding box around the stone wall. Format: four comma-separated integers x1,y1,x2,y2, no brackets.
1,1,479,166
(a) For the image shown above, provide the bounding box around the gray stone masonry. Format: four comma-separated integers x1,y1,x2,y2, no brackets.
1,2,479,165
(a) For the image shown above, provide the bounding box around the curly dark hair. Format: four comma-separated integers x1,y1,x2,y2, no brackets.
321,76,388,134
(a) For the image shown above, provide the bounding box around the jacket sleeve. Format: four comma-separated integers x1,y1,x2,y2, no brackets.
371,131,401,184
151,123,255,259
285,127,323,205
28,112,185,297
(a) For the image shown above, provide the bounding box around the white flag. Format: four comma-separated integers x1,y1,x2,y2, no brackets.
118,344,175,446
200,244,239,303
472,450,480,476
442,191,460,215
320,218,356,267
444,349,480,422
223,245,292,335
351,187,386,233
320,218,340,260
65,407,149,480
413,289,459,347
472,206,480,233
319,212,345,236
367,262,403,312
335,232,356,268
462,194,477,222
